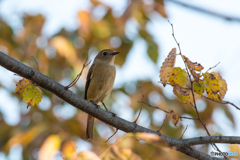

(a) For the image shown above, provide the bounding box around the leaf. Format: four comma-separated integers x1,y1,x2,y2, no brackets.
78,151,101,160
15,78,32,95
159,48,176,87
62,141,77,160
169,109,179,126
23,85,42,108
50,36,77,64
154,1,167,18
134,133,161,143
173,84,190,104
203,72,227,101
193,80,206,96
183,55,204,81
38,135,61,160
168,67,188,87
77,11,91,39
133,133,168,146
147,41,158,63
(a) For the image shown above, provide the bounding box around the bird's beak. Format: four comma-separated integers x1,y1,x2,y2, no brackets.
111,51,119,55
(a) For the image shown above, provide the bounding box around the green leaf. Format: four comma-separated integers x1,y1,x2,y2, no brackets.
193,80,206,96
147,41,158,63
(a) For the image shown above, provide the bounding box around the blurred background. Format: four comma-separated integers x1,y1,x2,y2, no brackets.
0,0,240,159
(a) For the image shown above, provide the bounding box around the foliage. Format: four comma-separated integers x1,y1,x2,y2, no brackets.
16,78,43,108
0,0,235,160
159,50,227,103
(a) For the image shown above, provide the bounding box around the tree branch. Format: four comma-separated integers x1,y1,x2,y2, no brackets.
0,51,236,159
166,0,240,22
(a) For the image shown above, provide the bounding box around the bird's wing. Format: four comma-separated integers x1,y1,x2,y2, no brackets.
84,63,95,100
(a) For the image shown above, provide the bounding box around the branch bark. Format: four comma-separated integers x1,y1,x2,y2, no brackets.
0,51,238,159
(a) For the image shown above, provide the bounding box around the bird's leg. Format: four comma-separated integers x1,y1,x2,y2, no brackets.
90,100,100,109
102,102,116,117
101,102,108,111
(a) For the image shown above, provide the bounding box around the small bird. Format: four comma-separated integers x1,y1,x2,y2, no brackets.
85,49,119,140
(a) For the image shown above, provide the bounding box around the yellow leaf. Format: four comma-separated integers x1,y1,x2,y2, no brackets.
23,85,42,108
160,48,176,87
78,151,101,160
183,55,204,81
193,80,206,96
169,109,179,126
168,67,188,87
203,72,227,101
38,135,61,160
50,36,77,64
62,141,77,160
15,78,32,95
173,84,190,104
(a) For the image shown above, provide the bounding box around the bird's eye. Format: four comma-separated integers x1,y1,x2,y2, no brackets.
103,52,107,56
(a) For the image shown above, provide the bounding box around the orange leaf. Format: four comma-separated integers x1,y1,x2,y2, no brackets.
169,109,179,126
78,11,91,40
183,55,204,81
160,48,176,87
62,141,77,160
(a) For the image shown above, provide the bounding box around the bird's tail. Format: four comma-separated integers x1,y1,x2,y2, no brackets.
86,114,94,140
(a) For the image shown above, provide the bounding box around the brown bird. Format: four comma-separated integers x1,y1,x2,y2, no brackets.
85,49,119,140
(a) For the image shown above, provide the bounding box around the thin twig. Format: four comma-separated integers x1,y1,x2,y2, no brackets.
168,21,227,159
65,44,92,89
205,62,220,73
157,114,168,132
140,101,197,120
31,56,39,72
180,125,188,139
105,129,119,143
179,116,198,120
203,95,240,110
166,0,240,22
134,87,144,123
139,101,169,113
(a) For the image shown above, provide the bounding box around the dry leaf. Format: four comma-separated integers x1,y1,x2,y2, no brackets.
173,84,190,104
15,78,32,95
160,48,176,87
169,109,179,126
183,55,204,81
